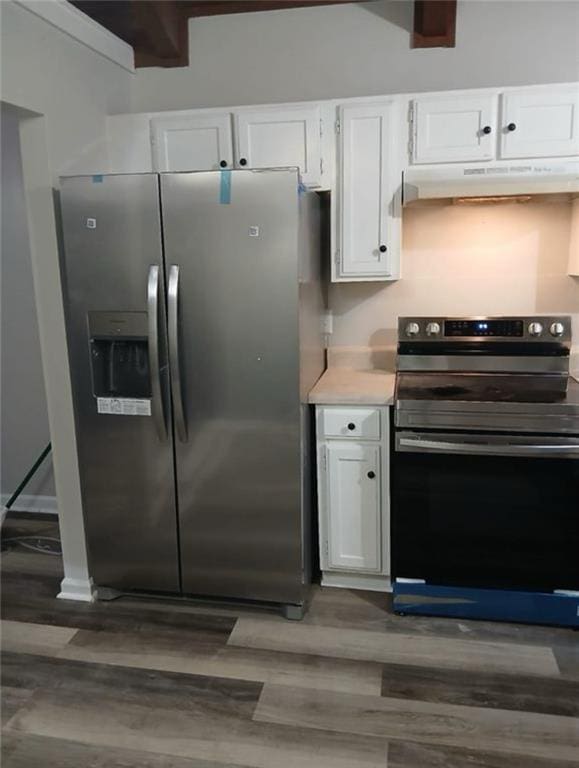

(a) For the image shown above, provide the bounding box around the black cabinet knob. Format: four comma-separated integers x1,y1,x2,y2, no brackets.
367,471,376,479
347,422,356,431
219,160,227,168
379,245,387,253
507,122,517,132
239,158,247,166
482,126,492,135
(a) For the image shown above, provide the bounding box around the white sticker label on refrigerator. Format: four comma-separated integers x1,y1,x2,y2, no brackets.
97,398,151,416
248,226,260,237
86,218,97,229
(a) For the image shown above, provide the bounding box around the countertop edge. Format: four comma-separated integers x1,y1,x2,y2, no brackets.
308,368,396,407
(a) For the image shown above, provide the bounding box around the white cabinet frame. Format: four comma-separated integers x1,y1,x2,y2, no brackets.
316,406,391,592
412,94,498,164
151,113,233,172
500,87,579,160
234,104,323,187
335,101,401,282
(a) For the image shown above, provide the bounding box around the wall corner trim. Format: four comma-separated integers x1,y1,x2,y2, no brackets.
13,0,135,73
58,576,96,602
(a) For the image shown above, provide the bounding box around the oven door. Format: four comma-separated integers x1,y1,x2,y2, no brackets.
392,431,579,592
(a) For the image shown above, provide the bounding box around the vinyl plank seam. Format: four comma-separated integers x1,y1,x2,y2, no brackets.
252,683,579,763
379,660,579,717
228,617,562,677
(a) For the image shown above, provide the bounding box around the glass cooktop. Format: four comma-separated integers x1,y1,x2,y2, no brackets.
396,373,574,404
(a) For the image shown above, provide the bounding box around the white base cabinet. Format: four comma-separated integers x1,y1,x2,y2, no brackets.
316,406,391,591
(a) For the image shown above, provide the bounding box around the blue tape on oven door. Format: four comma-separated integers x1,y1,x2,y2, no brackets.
219,170,232,204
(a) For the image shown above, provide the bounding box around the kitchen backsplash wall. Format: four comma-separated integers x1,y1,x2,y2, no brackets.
330,200,579,349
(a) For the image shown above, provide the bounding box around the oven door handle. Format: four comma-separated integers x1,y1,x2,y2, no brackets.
397,436,579,458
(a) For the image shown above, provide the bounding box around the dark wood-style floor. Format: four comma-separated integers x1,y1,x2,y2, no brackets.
1,514,579,767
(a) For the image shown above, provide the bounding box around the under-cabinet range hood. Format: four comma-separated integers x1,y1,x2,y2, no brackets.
403,162,579,205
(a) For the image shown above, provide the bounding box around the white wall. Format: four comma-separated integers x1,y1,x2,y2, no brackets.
131,0,579,113
1,105,54,506
0,0,133,596
331,200,579,347
1,1,131,179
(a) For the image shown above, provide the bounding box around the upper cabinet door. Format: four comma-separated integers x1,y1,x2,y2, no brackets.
151,114,233,172
500,87,579,159
338,102,398,280
234,105,322,186
412,95,497,164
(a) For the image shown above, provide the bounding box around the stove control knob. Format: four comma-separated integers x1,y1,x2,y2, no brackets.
405,322,421,337
528,322,544,337
550,321,565,338
426,322,441,337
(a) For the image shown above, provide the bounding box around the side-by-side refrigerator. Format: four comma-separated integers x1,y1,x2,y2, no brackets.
59,169,325,615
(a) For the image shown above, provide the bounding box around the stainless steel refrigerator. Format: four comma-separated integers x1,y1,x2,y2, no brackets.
59,169,325,616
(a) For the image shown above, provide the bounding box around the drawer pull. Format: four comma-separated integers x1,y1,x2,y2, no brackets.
367,471,376,479
347,423,356,431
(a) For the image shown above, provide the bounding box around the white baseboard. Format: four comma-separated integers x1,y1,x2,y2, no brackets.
321,571,392,593
1,493,58,515
58,576,95,603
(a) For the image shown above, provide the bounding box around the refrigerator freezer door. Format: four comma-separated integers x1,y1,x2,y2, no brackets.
60,174,180,592
161,169,304,604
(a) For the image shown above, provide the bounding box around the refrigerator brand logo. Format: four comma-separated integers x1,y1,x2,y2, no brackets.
248,226,260,237
86,218,97,229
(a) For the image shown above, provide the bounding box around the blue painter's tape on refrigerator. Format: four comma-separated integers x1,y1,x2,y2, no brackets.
92,175,104,183
392,580,579,628
219,169,232,204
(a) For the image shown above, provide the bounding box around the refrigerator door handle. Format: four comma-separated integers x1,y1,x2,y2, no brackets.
168,265,188,442
147,265,167,442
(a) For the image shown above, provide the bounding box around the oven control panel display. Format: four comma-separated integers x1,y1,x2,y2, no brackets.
444,320,524,337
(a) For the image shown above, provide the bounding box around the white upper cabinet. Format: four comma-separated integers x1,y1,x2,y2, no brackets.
337,102,399,281
412,94,497,164
326,442,382,572
151,113,234,172
234,104,322,186
500,86,579,159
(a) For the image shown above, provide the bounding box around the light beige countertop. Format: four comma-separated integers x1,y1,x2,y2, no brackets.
309,343,579,405
309,367,396,406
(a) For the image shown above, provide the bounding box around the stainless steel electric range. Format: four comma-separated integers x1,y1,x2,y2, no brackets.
391,316,579,627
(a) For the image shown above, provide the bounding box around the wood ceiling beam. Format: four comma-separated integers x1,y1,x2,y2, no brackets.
413,0,457,48
181,0,370,16
72,0,381,69
132,1,189,68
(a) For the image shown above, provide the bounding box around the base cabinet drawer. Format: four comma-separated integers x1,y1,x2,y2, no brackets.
318,407,381,440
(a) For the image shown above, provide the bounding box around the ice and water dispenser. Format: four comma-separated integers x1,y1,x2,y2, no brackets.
88,312,151,413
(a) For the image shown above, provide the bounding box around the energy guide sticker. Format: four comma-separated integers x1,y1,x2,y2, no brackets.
97,398,151,416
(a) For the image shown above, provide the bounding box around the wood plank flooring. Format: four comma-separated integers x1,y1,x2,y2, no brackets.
2,514,579,767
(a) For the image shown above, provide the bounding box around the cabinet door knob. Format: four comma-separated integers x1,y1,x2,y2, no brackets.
379,245,387,253
347,422,356,431
482,125,492,135
219,160,227,168
367,471,376,479
507,122,517,132
239,158,247,166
